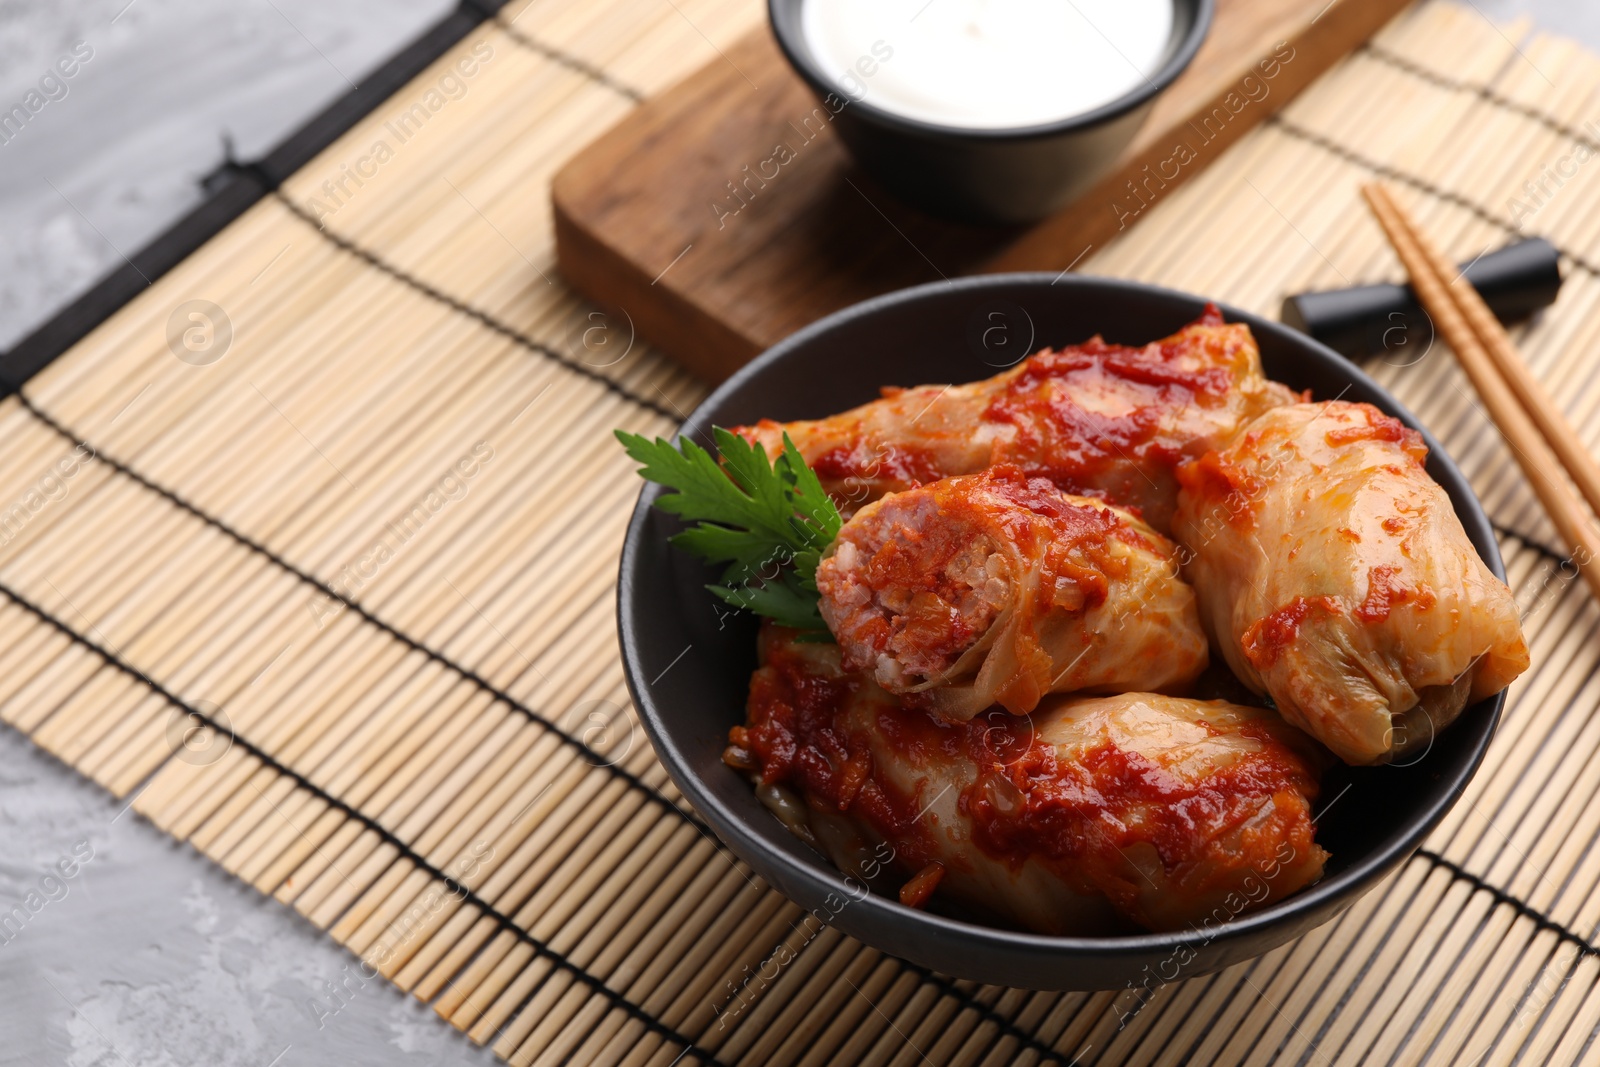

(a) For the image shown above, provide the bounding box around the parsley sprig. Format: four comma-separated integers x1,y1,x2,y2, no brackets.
616,427,842,634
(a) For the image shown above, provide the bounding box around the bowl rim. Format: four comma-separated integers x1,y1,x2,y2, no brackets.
765,0,1217,143
617,271,1506,968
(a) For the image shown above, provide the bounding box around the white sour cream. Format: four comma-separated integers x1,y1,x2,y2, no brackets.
800,0,1176,130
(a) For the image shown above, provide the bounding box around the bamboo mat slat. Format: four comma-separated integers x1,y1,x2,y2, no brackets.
6,0,1600,1063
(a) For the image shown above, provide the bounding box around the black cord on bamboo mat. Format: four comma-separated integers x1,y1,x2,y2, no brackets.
0,577,729,1067
896,964,1077,1066
1414,850,1600,960
1362,43,1600,157
466,4,647,103
12,393,702,835
1268,116,1600,281
1494,522,1568,566
257,186,681,424
11,397,1087,1067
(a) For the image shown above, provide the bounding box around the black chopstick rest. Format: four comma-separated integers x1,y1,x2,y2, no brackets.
1281,237,1563,360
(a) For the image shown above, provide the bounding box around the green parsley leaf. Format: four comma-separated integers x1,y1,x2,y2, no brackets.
616,426,842,635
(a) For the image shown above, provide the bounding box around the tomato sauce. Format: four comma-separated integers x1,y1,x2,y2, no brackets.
808,441,947,488
984,334,1230,490
733,306,1265,523
738,629,1321,903
962,723,1317,877
1174,449,1266,526
1355,565,1437,623
1324,408,1428,462
1241,596,1342,671
740,639,944,868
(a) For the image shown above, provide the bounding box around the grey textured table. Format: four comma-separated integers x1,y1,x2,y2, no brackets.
2,2,490,1062
0,0,1595,1063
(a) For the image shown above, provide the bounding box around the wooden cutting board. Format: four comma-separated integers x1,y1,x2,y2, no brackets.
553,0,1411,382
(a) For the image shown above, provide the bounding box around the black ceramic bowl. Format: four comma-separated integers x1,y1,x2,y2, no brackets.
618,274,1505,991
768,0,1213,224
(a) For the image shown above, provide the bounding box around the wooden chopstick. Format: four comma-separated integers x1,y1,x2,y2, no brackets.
1361,182,1600,601
1366,184,1600,515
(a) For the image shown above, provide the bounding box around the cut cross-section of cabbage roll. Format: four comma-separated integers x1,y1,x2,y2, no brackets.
1173,400,1530,765
816,466,1208,720
727,625,1328,935
734,305,1296,530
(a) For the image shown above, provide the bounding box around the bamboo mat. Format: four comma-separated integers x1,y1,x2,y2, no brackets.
5,0,1600,1063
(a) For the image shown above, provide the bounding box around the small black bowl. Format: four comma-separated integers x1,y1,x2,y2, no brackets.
617,274,1505,991
768,0,1213,224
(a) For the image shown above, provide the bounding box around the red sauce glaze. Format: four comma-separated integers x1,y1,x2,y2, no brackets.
744,658,857,803
962,720,1318,880
809,441,947,488
731,308,1262,516
983,323,1238,491
1325,408,1428,462
739,628,1322,912
731,421,937,491
1355,565,1437,623
1240,596,1342,671
742,638,945,869
1174,449,1266,530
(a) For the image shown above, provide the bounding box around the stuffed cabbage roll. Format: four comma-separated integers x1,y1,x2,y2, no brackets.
728,625,1328,934
816,466,1208,720
735,306,1296,529
1173,401,1530,765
